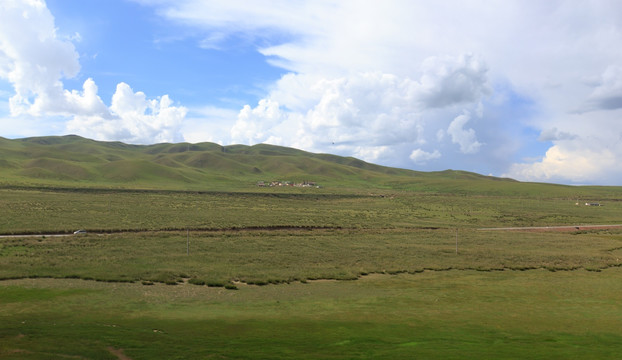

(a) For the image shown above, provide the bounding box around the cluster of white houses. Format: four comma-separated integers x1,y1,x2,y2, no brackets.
256,180,319,188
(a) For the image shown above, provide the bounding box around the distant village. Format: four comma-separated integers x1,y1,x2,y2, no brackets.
256,180,320,188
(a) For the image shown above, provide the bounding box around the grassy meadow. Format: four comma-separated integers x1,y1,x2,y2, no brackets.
3,269,622,359
2,136,622,359
2,186,621,234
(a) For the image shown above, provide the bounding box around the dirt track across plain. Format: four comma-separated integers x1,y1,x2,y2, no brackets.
478,224,622,232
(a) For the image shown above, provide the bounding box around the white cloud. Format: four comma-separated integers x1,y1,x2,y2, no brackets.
230,99,284,144
410,148,441,164
230,56,490,165
0,0,80,116
352,146,391,163
418,54,490,108
505,144,620,185
504,106,622,184
447,112,482,154
0,0,187,144
67,82,187,144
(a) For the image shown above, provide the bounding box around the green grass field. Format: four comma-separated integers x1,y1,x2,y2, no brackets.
2,136,622,359
3,269,622,359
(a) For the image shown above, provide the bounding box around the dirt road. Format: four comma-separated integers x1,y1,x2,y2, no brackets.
478,224,622,232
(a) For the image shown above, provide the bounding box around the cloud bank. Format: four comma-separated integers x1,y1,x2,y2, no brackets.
229,54,489,165
152,0,622,185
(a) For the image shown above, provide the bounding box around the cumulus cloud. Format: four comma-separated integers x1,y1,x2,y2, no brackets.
0,0,187,143
504,144,620,185
447,112,483,154
66,82,187,144
0,0,80,116
230,55,489,164
231,99,284,144
410,148,441,164
503,106,622,184
418,54,489,108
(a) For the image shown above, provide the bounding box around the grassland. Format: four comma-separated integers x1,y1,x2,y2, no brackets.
3,269,622,359
2,136,622,359
3,227,622,285
2,186,621,235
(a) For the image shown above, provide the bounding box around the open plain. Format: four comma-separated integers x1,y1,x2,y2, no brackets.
2,137,622,359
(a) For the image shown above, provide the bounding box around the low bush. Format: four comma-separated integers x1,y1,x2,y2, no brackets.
188,278,206,286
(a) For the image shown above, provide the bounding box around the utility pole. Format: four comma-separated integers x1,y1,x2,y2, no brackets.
455,228,458,255
187,228,189,256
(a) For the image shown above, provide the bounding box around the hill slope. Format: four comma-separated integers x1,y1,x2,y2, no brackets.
0,135,619,196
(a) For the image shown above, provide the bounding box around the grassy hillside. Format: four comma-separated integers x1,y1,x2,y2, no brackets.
0,135,490,189
1,135,621,199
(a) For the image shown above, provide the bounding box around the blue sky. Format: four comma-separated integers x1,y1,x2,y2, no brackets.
1,1,622,185
47,0,285,108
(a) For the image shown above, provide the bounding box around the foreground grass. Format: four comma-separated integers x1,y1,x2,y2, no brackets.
2,269,622,359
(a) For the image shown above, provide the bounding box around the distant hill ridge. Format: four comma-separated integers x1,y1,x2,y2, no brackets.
3,135,597,196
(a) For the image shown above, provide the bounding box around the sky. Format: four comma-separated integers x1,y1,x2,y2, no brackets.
1,1,622,185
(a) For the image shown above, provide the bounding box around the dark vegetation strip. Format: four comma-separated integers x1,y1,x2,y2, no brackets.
0,225,448,236
3,264,621,289
0,225,349,236
0,184,368,199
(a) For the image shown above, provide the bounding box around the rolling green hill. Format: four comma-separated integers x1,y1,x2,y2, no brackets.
0,135,619,197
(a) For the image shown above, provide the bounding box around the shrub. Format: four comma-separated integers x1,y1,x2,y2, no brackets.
188,278,206,286
249,280,268,286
